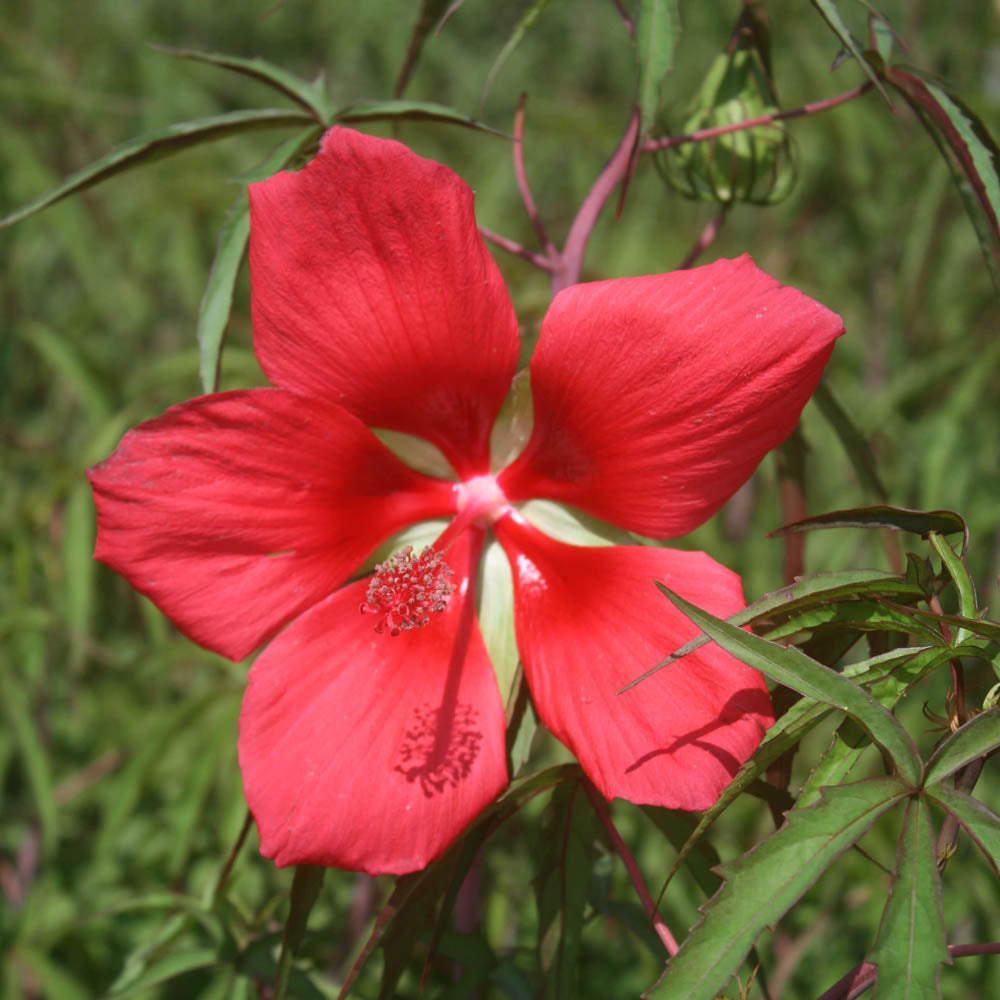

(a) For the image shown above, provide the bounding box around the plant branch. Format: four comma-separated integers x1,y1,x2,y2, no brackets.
679,206,729,269
554,109,640,294
816,942,1000,999
642,82,874,154
479,225,554,270
583,780,679,957
513,96,557,256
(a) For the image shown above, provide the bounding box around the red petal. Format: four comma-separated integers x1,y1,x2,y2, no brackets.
249,128,520,477
239,530,507,874
500,256,844,537
495,516,773,809
88,389,455,661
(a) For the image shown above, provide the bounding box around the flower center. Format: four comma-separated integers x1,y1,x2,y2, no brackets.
360,545,455,636
455,474,510,527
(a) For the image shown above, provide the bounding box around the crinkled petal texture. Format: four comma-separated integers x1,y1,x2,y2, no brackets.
239,531,507,874
495,516,773,809
88,389,455,661
500,255,844,537
249,128,520,477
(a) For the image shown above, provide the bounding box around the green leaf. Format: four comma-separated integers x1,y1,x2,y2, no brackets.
808,0,891,104
0,108,314,228
760,598,940,645
274,866,326,1000
771,505,969,552
198,195,249,394
924,710,1000,786
337,100,506,136
927,531,977,634
646,778,908,999
868,798,950,998
15,947,91,1000
150,44,334,123
535,782,600,1000
620,569,920,693
642,806,722,899
812,380,888,500
650,646,936,900
108,949,219,997
885,66,1000,293
636,0,681,140
478,0,556,110
197,126,322,393
926,784,1000,877
394,0,458,97
62,482,96,669
657,585,924,786
1,658,58,854
339,766,581,1000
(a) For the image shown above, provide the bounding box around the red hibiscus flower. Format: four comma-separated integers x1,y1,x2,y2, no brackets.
88,128,844,875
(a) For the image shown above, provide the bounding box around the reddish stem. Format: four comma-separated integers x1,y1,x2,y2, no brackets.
583,780,679,957
642,82,873,154
679,206,729,269
816,943,1000,999
478,225,554,270
553,110,640,294
514,96,557,257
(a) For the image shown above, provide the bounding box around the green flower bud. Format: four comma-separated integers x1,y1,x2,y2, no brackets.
657,20,796,206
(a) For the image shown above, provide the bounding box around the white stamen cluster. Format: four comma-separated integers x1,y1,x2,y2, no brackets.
360,545,455,636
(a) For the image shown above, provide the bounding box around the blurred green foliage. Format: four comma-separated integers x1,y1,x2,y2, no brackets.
2,0,1000,997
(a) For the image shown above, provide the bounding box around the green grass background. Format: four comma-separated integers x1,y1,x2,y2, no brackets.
3,0,999,997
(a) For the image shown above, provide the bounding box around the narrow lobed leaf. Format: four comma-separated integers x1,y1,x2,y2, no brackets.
808,0,892,104
924,709,1000,787
885,66,1000,292
149,44,335,123
867,798,950,999
635,0,682,140
657,586,924,785
0,109,314,229
535,781,600,1000
770,505,969,551
925,785,1000,877
619,569,918,693
646,778,909,999
336,99,507,136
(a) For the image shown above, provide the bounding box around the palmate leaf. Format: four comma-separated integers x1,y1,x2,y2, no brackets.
0,108,314,229
653,644,940,897
636,0,681,140
657,586,923,785
645,778,909,999
867,798,950,999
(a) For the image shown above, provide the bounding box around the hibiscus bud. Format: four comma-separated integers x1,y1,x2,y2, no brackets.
657,16,795,206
